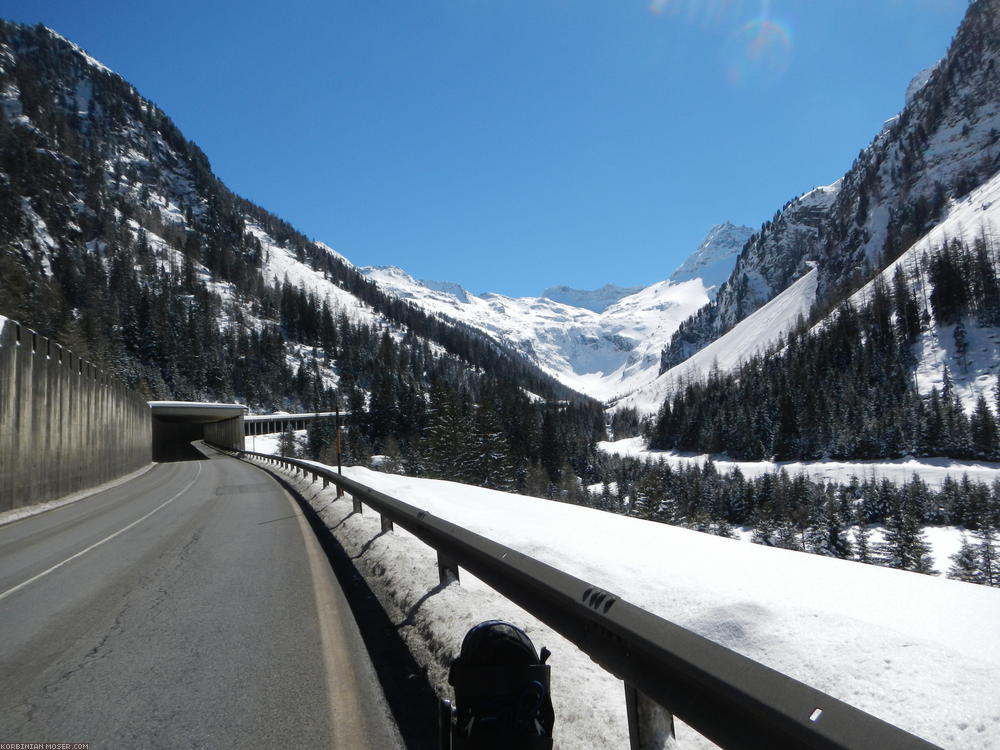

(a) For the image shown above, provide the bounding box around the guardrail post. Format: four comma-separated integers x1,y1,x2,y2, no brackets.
352,494,363,514
437,552,460,585
625,683,675,750
323,476,329,489
380,514,394,534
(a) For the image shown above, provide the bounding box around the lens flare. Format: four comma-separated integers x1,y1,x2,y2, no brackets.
723,19,792,87
649,0,745,29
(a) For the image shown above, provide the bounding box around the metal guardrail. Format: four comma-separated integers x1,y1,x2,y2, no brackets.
227,446,941,750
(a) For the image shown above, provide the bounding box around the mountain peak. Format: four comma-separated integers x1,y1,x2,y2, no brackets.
668,222,754,293
361,266,472,303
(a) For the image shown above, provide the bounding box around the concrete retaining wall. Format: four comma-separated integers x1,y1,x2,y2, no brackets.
0,318,152,513
204,417,244,452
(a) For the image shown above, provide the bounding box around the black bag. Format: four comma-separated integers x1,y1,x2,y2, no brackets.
446,620,554,750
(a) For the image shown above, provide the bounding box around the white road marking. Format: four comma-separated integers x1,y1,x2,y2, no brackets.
0,463,203,603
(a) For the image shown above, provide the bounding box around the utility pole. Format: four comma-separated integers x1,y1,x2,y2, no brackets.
335,403,344,497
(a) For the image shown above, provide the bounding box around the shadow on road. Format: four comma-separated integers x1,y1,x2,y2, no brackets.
153,441,209,462
263,469,439,750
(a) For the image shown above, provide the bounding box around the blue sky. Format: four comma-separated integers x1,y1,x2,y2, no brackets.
6,1,968,297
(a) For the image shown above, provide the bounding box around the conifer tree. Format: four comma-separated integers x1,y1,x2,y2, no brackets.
468,400,518,492
948,535,982,584
854,522,872,564
879,490,935,574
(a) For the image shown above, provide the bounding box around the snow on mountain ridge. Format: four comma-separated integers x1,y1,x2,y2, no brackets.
905,61,941,106
668,222,754,294
540,283,643,313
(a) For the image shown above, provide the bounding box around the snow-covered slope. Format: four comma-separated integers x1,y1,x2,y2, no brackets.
612,265,819,413
271,459,1000,750
839,169,1000,412
362,223,751,402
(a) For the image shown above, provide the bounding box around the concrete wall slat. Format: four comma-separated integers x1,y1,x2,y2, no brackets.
0,319,152,511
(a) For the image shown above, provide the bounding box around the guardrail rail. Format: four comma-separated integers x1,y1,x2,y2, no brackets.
220,445,941,750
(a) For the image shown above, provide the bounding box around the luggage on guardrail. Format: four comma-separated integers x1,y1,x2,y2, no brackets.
440,620,554,750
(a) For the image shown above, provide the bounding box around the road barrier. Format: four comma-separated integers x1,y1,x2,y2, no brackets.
223,446,941,750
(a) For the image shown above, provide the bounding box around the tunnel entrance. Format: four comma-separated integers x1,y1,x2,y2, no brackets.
148,402,247,462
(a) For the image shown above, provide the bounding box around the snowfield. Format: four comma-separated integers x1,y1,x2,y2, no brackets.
252,449,1000,750
598,436,1000,489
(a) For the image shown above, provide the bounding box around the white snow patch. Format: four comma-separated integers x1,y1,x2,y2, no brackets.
598,436,1000,489
43,28,113,74
246,430,307,456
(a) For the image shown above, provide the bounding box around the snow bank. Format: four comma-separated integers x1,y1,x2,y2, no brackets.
258,456,1000,750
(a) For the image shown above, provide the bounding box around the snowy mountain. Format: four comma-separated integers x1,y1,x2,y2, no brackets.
662,0,1000,375
361,222,751,402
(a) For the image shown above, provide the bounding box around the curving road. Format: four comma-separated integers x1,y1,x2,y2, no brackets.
0,444,401,749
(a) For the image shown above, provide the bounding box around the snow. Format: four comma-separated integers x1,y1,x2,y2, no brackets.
147,400,246,409
598,436,1000,489
612,266,819,414
362,266,711,403
905,62,941,107
361,224,752,403
43,27,113,74
668,222,753,294
246,223,378,324
256,457,1000,750
914,323,1000,412
244,411,341,421
245,430,307,455
540,283,644,313
72,79,92,117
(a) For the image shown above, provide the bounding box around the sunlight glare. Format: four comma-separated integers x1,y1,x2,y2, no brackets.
648,0,745,30
722,19,792,88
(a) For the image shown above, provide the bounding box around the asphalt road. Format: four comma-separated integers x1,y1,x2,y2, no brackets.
0,445,402,749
